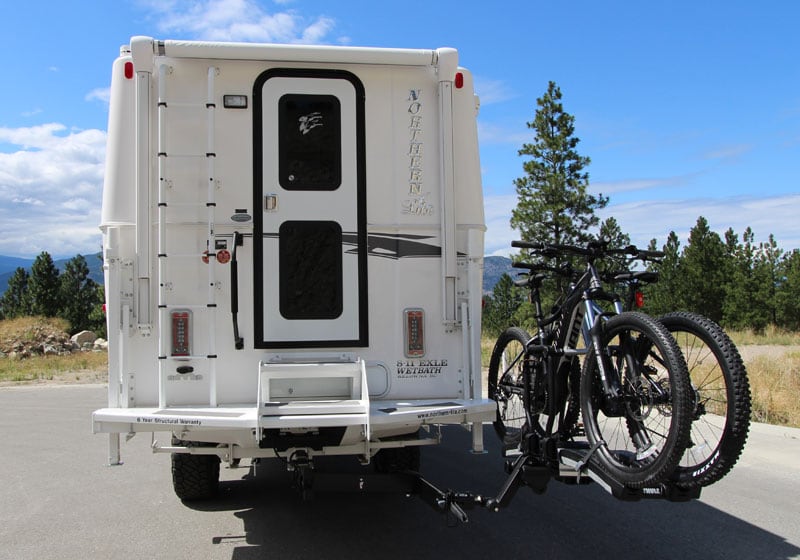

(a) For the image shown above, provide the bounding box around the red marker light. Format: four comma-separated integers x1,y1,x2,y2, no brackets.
124,61,134,79
216,250,231,264
635,291,645,308
455,72,464,89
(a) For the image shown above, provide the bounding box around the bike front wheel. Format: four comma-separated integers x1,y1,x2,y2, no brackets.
580,312,693,488
660,312,751,488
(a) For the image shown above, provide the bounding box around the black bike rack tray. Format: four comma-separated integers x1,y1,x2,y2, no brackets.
557,447,701,502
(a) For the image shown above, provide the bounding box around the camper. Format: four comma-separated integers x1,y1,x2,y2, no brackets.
92,36,492,500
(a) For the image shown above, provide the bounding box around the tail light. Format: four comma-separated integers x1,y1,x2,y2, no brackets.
404,308,425,357
171,309,192,356
635,291,645,308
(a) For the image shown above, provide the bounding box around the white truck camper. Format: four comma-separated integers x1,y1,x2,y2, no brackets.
93,36,494,504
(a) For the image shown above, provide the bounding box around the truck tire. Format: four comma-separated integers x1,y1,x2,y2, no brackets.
171,442,220,501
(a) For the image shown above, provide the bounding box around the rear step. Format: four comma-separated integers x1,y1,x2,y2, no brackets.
257,357,369,431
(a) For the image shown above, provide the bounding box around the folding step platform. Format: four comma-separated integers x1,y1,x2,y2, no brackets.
257,357,370,431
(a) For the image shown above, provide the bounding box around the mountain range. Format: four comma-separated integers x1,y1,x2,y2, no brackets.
0,253,104,293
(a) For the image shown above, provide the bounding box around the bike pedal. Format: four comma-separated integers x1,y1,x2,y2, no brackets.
502,447,524,459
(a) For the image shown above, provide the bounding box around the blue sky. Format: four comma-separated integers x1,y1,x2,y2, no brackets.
0,0,797,258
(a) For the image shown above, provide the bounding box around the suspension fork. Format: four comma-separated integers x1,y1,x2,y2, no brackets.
583,300,622,398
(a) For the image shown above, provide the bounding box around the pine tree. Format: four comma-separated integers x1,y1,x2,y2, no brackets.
643,232,682,315
776,249,800,330
680,217,727,323
0,267,31,319
597,216,632,279
510,81,608,252
510,81,609,306
27,252,62,317
86,284,107,339
482,274,526,336
723,228,771,330
758,234,783,326
58,254,99,333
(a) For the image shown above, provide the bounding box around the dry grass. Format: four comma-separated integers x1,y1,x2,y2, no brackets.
728,325,800,346
0,315,70,344
747,350,800,427
0,352,108,384
0,316,108,385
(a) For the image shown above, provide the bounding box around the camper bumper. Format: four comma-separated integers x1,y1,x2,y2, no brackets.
91,398,495,435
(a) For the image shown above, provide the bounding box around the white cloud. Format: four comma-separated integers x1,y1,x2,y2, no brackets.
599,194,800,251
0,124,105,257
85,87,111,105
702,143,753,162
483,190,800,258
474,76,516,106
591,175,691,195
483,193,518,257
140,0,336,44
477,121,528,146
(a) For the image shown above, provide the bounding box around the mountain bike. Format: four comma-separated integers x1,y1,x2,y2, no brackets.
609,263,751,488
488,240,693,488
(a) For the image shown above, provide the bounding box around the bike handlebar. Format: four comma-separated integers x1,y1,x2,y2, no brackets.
511,239,664,263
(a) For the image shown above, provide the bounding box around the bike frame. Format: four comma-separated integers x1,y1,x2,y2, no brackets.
518,257,626,440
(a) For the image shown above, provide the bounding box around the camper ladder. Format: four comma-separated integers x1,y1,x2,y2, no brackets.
155,64,220,408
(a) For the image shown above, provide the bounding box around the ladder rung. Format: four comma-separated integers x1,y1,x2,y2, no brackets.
157,153,207,159
158,202,216,208
159,304,216,310
160,355,217,361
157,253,207,259
159,101,208,109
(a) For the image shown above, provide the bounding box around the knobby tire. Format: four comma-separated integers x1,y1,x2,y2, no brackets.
580,312,693,488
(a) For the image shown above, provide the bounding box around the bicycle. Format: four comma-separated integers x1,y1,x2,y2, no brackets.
488,239,694,488
609,260,751,489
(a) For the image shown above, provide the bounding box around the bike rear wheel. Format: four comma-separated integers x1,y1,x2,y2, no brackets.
488,327,531,446
488,327,582,447
580,312,693,488
660,312,751,488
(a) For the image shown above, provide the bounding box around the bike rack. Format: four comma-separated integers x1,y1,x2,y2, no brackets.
280,438,701,524
409,443,701,523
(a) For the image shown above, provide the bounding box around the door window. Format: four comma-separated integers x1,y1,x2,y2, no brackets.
278,94,341,191
279,220,343,320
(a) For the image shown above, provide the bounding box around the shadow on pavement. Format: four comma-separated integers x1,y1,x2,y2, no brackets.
186,426,800,560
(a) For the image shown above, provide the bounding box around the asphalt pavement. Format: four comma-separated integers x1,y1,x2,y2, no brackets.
1,384,799,560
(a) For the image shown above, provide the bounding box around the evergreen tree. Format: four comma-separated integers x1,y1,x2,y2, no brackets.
0,267,30,319
510,81,608,251
27,252,62,317
510,81,608,302
482,273,525,336
679,217,727,323
723,228,771,330
597,216,632,279
776,249,800,330
58,254,99,333
642,232,682,315
86,284,107,339
758,234,783,325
